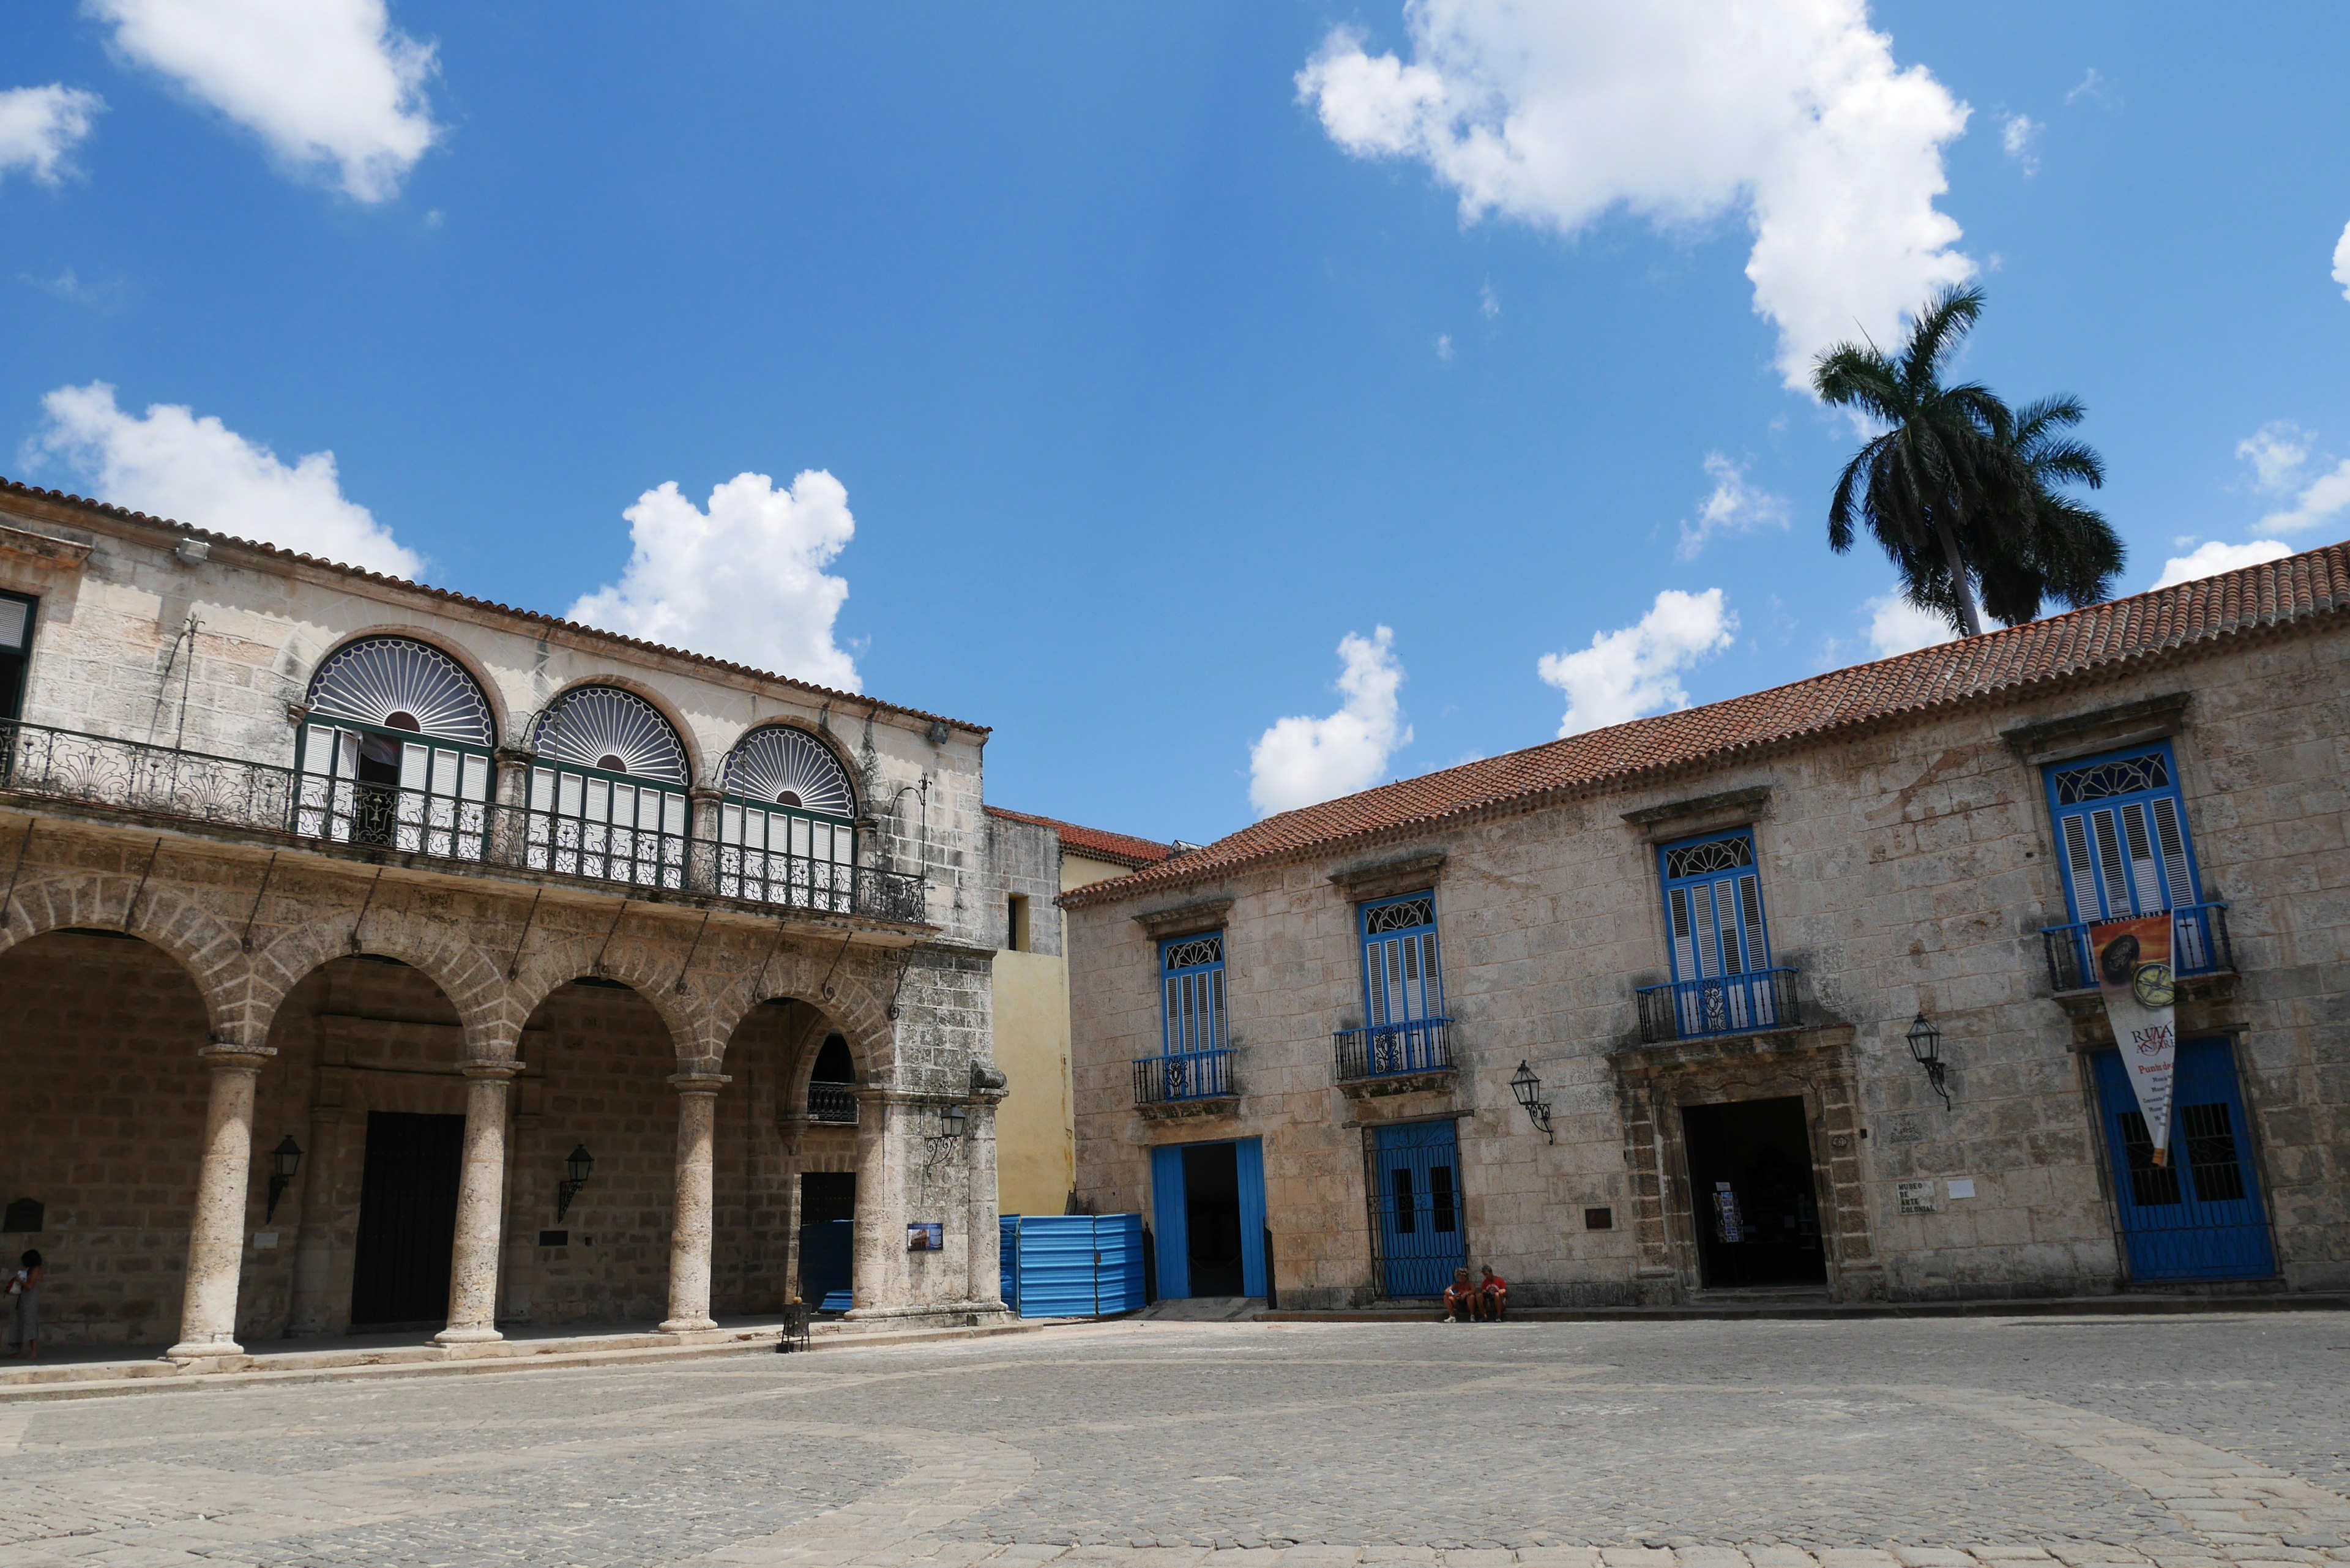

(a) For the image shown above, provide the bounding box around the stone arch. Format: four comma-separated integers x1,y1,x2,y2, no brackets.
0,860,250,1042
715,719,864,818
508,943,701,1067
248,889,513,1060
524,674,708,788
299,625,510,751
698,936,897,1085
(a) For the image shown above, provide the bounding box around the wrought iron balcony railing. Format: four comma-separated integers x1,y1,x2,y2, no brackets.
1635,967,1800,1045
2041,903,2233,994
1333,1018,1455,1082
1,720,928,925
1133,1048,1236,1107
805,1081,860,1124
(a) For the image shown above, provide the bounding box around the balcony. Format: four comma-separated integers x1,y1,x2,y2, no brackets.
1333,1018,1456,1096
0,720,928,926
1636,967,1800,1045
805,1081,859,1125
2041,902,2233,995
1132,1048,1237,1120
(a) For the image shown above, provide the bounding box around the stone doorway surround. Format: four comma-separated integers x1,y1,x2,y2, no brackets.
1609,1020,1883,1305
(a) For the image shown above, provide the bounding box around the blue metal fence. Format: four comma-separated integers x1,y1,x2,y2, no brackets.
998,1214,1146,1318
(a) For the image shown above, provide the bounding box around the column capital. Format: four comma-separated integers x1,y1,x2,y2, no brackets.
198,1040,275,1072
458,1058,523,1081
668,1071,731,1095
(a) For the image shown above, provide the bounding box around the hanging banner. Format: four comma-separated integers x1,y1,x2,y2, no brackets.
2092,914,2179,1163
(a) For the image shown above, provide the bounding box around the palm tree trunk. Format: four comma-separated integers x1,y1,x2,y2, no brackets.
1935,519,1985,638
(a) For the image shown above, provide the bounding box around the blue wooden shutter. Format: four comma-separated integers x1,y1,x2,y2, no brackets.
2046,745,2202,922
1658,830,1769,982
1234,1137,1268,1297
1160,933,1228,1057
1361,892,1443,1025
1150,1144,1189,1300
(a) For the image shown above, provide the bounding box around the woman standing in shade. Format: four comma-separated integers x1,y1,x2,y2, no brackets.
6,1249,41,1359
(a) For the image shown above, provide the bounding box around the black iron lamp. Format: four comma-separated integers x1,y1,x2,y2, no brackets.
265,1134,303,1222
1510,1061,1555,1144
1904,1012,1951,1108
557,1143,595,1220
939,1102,968,1140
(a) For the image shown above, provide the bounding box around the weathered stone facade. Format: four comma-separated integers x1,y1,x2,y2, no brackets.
0,484,1010,1352
1065,551,2350,1308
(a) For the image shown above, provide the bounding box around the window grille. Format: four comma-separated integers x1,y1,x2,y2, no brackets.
716,726,859,911
297,637,494,858
2045,744,2200,922
525,687,690,889
1161,933,1227,1056
1659,828,1769,982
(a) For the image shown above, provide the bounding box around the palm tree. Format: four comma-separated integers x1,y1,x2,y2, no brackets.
1813,286,2123,638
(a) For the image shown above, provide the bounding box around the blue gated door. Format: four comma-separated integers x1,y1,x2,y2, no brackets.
1374,1121,1465,1297
1151,1140,1269,1299
2091,1039,2275,1281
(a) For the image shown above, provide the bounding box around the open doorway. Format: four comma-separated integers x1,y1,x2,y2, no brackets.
798,1171,856,1309
349,1111,464,1325
1680,1097,1826,1289
1182,1144,1244,1295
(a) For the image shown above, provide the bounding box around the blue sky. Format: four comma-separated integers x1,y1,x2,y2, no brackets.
5,3,2348,845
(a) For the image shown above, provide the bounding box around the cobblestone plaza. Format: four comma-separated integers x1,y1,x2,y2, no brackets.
9,1315,2350,1567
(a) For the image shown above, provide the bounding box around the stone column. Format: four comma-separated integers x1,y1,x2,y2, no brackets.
168,1041,275,1360
848,1091,909,1315
500,1081,542,1325
435,1060,518,1345
286,1102,351,1335
964,1100,1004,1310
660,1071,729,1334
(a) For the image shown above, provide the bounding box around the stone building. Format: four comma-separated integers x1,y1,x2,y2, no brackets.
0,479,1010,1356
983,807,1171,1217
1062,544,2350,1309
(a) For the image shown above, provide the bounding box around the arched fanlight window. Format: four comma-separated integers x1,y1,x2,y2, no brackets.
715,726,859,911
524,687,690,889
296,637,494,859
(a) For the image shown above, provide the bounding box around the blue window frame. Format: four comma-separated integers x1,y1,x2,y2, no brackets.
1658,828,1770,982
2044,743,2202,923
1160,932,1228,1056
1360,892,1443,1028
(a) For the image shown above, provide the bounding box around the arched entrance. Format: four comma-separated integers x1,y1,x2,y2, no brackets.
720,997,864,1313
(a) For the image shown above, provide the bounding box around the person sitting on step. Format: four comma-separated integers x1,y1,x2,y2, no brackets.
1442,1267,1480,1323
1479,1264,1509,1321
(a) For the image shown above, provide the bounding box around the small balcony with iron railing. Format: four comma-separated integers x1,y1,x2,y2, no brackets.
0,719,929,926
2040,902,2234,995
1332,1017,1456,1097
805,1081,860,1126
1132,1048,1238,1119
1635,967,1801,1045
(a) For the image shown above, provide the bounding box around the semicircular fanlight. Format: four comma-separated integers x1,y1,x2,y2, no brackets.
531,687,688,784
307,637,494,746
722,726,856,817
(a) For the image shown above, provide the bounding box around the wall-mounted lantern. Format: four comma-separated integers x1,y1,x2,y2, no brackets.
558,1143,595,1220
1904,1012,1950,1108
938,1102,968,1140
1510,1061,1555,1144
265,1135,304,1222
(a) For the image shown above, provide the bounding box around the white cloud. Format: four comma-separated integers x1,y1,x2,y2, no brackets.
1433,332,1454,361
2153,539,2293,591
2000,113,2040,175
1296,1,1974,387
2332,218,2350,303
29,381,421,577
2237,421,2311,493
1479,280,1501,319
1861,588,1955,659
2260,460,2350,536
1677,452,1789,559
1248,627,1410,816
1538,588,1734,736
567,471,861,690
0,84,105,186
87,0,439,201
2064,68,2113,108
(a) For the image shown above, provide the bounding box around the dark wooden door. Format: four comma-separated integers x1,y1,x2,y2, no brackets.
350,1111,465,1326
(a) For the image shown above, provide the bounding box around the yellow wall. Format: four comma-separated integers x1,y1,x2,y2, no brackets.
992,849,1150,1217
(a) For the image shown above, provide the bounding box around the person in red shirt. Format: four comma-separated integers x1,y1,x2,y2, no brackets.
1441,1268,1479,1322
1479,1265,1509,1321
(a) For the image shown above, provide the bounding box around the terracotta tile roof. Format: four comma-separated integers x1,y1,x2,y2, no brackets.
985,805,1174,868
1064,539,2350,909
0,477,988,736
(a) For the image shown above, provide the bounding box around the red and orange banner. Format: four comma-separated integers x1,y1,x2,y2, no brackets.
2091,914,2179,1163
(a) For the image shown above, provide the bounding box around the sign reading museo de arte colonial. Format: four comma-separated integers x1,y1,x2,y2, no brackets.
2092,913,2179,1164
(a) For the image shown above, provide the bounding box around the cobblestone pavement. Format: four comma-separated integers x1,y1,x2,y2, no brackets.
5,1313,2348,1567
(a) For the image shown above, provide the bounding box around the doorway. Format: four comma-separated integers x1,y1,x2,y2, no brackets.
797,1171,857,1308
1680,1097,1826,1289
2091,1038,2276,1280
1374,1120,1465,1297
349,1111,464,1326
1147,1138,1267,1299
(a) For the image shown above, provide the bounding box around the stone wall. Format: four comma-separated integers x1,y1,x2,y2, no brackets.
1067,625,2350,1307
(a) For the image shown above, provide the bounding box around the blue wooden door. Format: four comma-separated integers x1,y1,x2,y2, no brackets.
1375,1121,1465,1297
1234,1137,1269,1298
1150,1144,1189,1299
2091,1039,2275,1281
